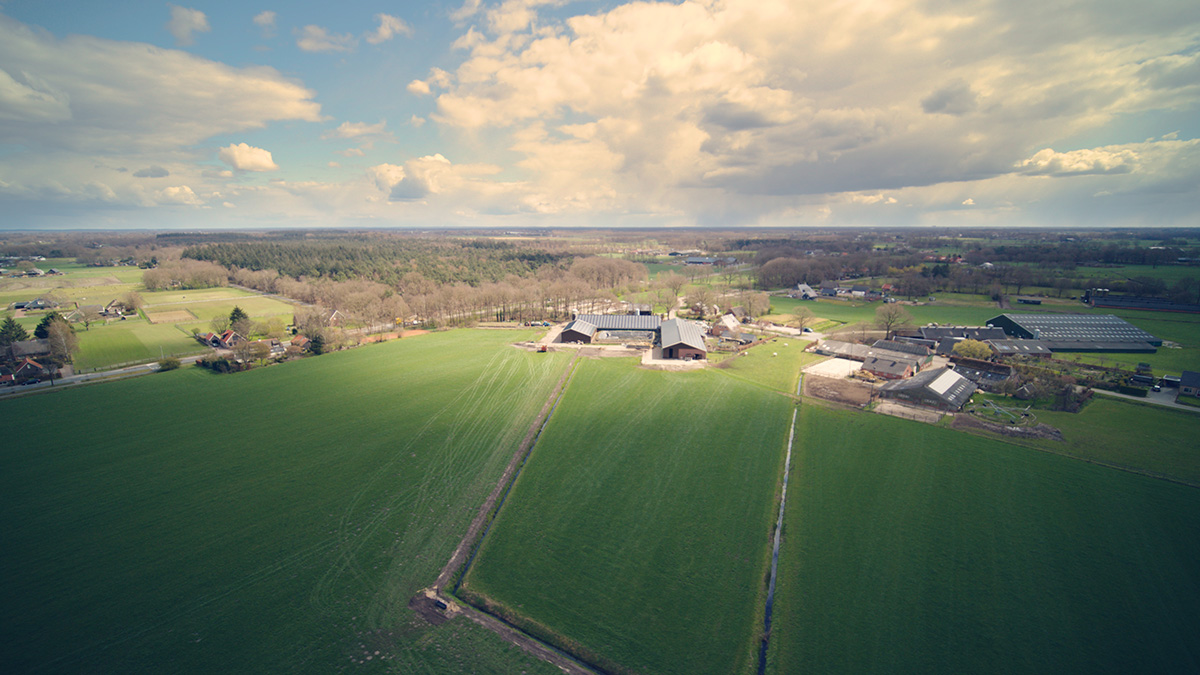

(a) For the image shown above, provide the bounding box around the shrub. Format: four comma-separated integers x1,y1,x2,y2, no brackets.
158,356,181,371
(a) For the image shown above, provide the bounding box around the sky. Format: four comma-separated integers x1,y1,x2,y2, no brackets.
0,0,1198,230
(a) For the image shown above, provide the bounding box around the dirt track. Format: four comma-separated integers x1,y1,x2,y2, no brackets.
413,350,599,675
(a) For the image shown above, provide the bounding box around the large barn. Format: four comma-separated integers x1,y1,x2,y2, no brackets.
878,367,978,411
986,313,1160,352
568,314,661,343
560,319,598,343
659,318,707,360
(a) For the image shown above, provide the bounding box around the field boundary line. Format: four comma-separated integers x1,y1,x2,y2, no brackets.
410,349,601,675
432,349,580,591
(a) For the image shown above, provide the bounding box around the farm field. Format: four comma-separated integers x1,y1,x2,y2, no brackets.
73,320,206,371
714,338,819,393
766,405,1200,675
461,358,794,675
1001,397,1200,485
0,330,569,674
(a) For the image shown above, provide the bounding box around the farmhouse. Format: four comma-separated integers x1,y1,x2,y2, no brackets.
872,339,931,359
986,313,1160,352
9,339,51,360
659,318,707,360
878,367,978,411
1180,371,1200,397
14,357,48,380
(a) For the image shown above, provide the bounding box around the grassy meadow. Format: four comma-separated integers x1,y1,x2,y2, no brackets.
461,358,794,675
765,405,1200,675
998,396,1200,484
713,337,819,394
0,330,569,674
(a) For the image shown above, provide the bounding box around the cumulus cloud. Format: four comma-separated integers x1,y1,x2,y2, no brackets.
133,165,170,178
218,143,279,171
166,6,210,46
158,185,203,205
407,79,431,96
253,11,277,37
429,0,1200,221
324,120,391,140
0,16,322,153
296,25,356,53
1018,147,1138,176
366,14,413,44
962,198,975,205
369,154,505,203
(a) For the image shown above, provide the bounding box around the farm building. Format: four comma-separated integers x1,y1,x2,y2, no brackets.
1180,371,1200,397
987,339,1053,357
919,326,1008,342
872,339,932,358
659,319,707,360
8,339,51,360
862,356,917,380
878,367,978,411
816,339,927,366
1016,297,1042,305
789,283,818,300
949,357,1014,388
560,319,598,343
571,314,661,343
986,313,1161,352
1084,289,1200,313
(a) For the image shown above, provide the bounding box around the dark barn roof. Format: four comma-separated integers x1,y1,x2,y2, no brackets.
863,357,915,378
872,339,930,356
1181,370,1200,390
920,326,1008,341
987,339,1053,356
879,367,977,410
987,313,1161,349
573,314,662,331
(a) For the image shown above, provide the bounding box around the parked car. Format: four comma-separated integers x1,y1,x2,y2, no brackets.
22,379,40,386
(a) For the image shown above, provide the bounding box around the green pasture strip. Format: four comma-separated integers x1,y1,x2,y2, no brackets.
73,321,206,371
1,330,569,674
714,338,817,393
463,358,792,675
766,405,1200,675
1004,397,1200,485
139,287,256,305
150,295,295,322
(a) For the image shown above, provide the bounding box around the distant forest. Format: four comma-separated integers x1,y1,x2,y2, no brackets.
182,238,569,285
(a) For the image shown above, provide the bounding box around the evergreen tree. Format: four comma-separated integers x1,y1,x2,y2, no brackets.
0,316,30,346
33,312,68,339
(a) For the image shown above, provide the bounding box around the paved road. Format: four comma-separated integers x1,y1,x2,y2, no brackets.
1091,386,1200,413
0,354,210,400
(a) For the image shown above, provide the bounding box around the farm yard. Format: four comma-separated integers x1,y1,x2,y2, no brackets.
0,330,570,674
460,358,794,675
765,405,1200,675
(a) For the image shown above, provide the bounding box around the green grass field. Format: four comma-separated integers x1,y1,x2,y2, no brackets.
714,338,818,394
1001,397,1200,485
766,405,1200,675
461,358,793,675
74,320,207,370
0,330,570,674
